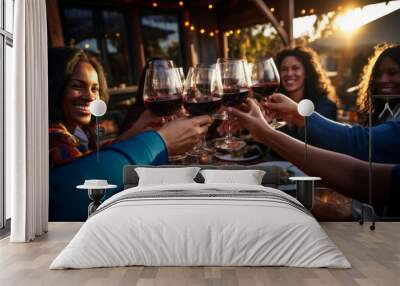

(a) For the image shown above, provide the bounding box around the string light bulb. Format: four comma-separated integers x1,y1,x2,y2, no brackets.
209,32,215,37
270,7,275,13
236,29,240,35
309,8,315,14
179,1,184,7
190,25,195,31
301,9,306,15
184,21,190,27
152,2,158,8
200,28,205,34
208,3,213,9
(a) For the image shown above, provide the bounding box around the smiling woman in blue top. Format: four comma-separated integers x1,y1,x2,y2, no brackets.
274,47,340,141
48,48,211,221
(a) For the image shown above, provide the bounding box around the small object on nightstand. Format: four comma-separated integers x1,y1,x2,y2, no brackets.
77,180,117,217
289,176,321,210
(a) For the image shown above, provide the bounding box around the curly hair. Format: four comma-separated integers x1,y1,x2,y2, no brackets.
48,47,109,124
356,44,400,125
275,46,340,106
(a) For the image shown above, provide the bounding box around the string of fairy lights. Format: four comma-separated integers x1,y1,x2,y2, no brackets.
149,1,350,38
150,1,220,38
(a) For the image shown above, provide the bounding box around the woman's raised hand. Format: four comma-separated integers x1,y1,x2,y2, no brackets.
262,93,304,127
158,116,213,156
226,98,271,143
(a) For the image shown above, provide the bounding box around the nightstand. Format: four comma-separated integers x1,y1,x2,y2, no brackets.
77,180,117,216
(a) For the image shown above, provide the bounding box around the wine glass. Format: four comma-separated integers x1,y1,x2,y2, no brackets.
143,67,186,161
251,58,283,128
214,58,249,151
149,59,174,69
178,67,186,87
183,66,222,156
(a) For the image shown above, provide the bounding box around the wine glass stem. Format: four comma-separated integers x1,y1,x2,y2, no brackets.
201,135,207,149
226,114,232,140
272,116,278,126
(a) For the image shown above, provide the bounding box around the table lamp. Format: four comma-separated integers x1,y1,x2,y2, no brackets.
89,99,107,163
289,99,321,210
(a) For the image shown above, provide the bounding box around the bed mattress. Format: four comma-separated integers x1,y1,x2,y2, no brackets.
50,183,351,269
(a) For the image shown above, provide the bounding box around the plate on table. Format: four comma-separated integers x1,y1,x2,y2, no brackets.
238,122,287,142
214,145,262,162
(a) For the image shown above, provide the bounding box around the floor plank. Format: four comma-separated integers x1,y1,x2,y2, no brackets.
0,222,399,286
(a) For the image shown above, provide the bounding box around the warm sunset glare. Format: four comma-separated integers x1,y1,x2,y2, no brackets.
293,0,400,38
335,8,364,34
333,1,400,35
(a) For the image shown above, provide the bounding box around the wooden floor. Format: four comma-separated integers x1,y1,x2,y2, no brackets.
1,222,399,286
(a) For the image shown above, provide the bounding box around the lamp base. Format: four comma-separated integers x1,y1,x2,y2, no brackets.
289,176,321,210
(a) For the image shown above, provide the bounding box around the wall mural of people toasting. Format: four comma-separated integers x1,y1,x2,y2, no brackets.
48,42,400,222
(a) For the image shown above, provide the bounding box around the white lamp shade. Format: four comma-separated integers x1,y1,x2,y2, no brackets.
297,99,314,117
90,99,107,117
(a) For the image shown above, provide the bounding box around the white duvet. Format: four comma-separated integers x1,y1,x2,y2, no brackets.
50,183,351,269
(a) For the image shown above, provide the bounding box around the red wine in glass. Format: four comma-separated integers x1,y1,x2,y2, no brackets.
251,81,279,100
184,66,222,157
214,59,249,151
144,93,183,117
221,89,249,107
184,96,222,116
251,58,283,128
143,67,186,162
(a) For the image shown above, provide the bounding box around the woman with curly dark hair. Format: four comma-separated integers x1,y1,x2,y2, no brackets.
269,47,340,142
276,46,340,120
356,44,400,125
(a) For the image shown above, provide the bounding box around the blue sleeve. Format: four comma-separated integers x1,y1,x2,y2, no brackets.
103,130,168,165
308,113,400,164
49,130,168,221
314,97,337,121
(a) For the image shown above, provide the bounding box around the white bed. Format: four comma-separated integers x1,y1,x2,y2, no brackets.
50,183,351,269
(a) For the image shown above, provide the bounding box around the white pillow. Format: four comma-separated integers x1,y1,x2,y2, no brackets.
200,169,266,185
135,167,201,186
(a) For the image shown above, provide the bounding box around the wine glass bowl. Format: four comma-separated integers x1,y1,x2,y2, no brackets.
214,58,249,151
251,58,280,100
143,68,184,118
183,66,222,156
143,67,187,162
251,58,284,128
